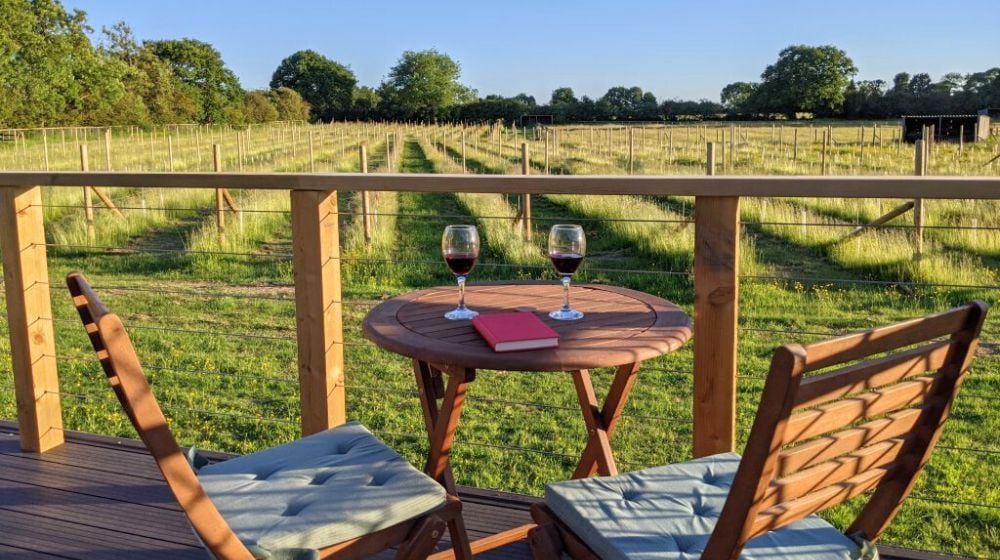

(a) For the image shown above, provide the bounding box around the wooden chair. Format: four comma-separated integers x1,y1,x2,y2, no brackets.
67,272,466,560
529,302,987,560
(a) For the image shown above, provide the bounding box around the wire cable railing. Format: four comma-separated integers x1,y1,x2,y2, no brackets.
2,174,999,557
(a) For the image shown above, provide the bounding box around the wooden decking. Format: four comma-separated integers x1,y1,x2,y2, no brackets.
0,421,958,560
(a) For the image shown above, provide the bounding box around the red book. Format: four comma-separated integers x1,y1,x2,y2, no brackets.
472,312,560,352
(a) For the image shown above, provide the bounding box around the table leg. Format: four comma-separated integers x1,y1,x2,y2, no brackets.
571,363,641,478
413,360,474,560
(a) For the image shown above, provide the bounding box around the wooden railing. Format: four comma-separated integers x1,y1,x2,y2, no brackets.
2,171,1000,457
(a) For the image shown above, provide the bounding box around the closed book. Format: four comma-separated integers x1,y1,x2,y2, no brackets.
472,312,560,352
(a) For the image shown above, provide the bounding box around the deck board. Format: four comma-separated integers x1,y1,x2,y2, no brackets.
0,422,959,559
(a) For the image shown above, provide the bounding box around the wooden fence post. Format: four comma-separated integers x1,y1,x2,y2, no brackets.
309,131,315,173
461,127,467,173
42,131,49,171
0,186,64,452
360,144,372,245
706,142,716,176
693,141,738,457
821,130,829,175
104,128,113,171
628,127,635,174
212,144,241,233
385,133,393,173
167,136,175,171
80,145,95,242
214,145,225,234
544,129,550,175
914,140,925,260
521,142,532,240
291,189,346,435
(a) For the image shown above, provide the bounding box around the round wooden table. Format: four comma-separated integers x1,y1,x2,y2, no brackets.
363,282,692,558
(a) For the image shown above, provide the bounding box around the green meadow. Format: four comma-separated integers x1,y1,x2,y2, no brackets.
0,121,998,556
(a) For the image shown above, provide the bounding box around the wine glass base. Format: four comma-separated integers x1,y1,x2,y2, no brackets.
445,308,479,320
549,308,584,321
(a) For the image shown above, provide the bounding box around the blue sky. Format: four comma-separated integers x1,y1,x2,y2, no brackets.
64,0,1000,103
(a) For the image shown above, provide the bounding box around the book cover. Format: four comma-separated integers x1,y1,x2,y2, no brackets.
472,312,560,352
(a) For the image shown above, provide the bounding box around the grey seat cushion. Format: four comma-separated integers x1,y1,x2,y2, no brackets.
198,422,446,553
545,452,874,560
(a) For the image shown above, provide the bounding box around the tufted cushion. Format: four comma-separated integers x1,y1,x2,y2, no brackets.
546,452,874,560
198,422,446,553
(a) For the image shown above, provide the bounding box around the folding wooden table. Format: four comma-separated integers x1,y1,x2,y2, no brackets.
363,282,692,559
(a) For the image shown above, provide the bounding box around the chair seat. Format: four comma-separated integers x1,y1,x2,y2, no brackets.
198,422,447,554
545,452,874,560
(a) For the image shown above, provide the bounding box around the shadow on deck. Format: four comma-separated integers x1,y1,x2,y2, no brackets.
0,422,957,560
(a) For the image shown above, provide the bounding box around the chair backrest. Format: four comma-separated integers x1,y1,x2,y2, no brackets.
703,301,987,560
67,272,255,560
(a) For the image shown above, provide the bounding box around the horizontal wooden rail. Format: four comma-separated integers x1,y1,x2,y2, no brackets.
1,172,999,199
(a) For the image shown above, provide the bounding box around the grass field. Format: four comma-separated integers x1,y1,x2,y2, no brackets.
1,121,998,557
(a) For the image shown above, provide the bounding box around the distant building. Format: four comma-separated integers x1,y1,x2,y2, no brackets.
901,113,991,143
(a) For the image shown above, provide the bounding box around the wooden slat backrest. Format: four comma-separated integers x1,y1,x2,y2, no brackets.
702,301,986,560
66,273,254,560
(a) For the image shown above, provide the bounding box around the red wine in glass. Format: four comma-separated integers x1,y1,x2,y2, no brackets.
550,252,583,275
442,225,480,320
445,253,477,276
548,225,586,320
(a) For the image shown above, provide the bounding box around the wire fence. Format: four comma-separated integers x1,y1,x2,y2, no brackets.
2,183,999,557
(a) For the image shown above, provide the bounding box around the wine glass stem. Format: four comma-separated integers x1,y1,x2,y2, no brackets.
457,275,467,310
561,275,572,311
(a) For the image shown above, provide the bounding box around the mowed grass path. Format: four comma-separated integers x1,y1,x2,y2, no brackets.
0,126,997,555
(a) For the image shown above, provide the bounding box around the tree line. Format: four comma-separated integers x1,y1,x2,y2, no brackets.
3,0,998,128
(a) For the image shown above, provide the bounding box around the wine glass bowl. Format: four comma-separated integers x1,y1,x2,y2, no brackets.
442,225,480,320
548,224,586,320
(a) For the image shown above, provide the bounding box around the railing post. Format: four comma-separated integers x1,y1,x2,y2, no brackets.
291,189,346,435
693,141,739,457
0,186,64,452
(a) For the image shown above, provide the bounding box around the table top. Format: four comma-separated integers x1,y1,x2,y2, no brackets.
363,282,692,372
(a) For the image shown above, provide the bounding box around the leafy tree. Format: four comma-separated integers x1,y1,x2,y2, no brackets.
571,96,598,122
457,94,535,124
964,68,1000,107
379,50,474,121
349,86,381,120
270,50,355,122
100,22,199,124
935,72,965,95
0,0,96,126
754,45,857,118
597,86,648,120
549,87,578,123
550,87,577,106
269,87,311,121
892,72,911,91
637,91,660,120
720,81,757,112
842,80,886,119
243,90,279,123
660,99,724,121
909,73,934,95
146,38,244,123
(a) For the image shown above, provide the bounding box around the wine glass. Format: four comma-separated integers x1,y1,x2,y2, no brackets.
442,225,480,320
548,224,586,320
